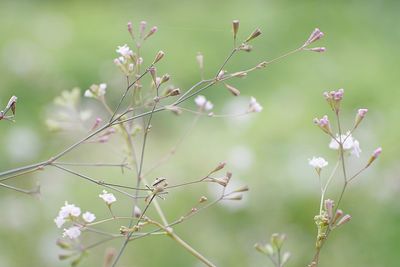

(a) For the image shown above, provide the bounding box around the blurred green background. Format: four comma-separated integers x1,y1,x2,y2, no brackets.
0,0,399,266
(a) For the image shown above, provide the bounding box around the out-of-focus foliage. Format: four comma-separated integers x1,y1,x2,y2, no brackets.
0,0,399,266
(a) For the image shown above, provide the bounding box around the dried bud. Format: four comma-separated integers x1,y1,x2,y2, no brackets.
6,95,17,115
231,71,247,78
366,147,382,167
153,50,165,64
165,87,180,97
336,214,351,227
232,20,239,41
256,61,268,69
224,83,241,96
216,70,225,80
304,28,324,46
245,28,262,43
308,47,326,52
210,161,226,174
232,185,249,193
238,43,253,52
144,26,158,40
148,66,157,83
224,194,243,201
160,73,170,84
255,243,272,255
225,171,232,183
199,196,208,203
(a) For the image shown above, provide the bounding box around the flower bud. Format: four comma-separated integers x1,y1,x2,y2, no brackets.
127,21,133,37
324,199,334,220
139,21,147,37
308,47,326,52
336,214,351,227
210,161,226,174
196,52,204,70
224,194,243,201
354,108,368,128
224,83,241,96
199,196,208,203
6,95,17,115
245,28,262,43
304,28,324,46
232,20,239,41
231,185,249,193
144,26,158,40
366,147,382,167
160,74,170,84
270,233,286,250
153,51,165,64
133,205,142,218
282,251,291,266
313,115,332,135
332,209,343,225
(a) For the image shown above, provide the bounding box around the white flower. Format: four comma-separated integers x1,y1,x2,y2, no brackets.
84,83,107,98
308,157,328,169
82,211,96,223
54,216,66,228
58,201,81,218
329,131,361,157
116,44,133,58
194,95,213,111
63,226,81,239
98,83,107,96
99,190,116,205
195,95,207,107
351,140,361,158
248,97,263,113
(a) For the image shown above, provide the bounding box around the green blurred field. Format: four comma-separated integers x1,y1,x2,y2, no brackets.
0,0,399,266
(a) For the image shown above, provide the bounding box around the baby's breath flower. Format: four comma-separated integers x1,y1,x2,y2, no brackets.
329,131,361,157
99,190,116,205
82,211,96,223
248,97,263,113
63,226,81,239
308,157,328,169
84,83,107,98
54,216,66,228
195,95,213,111
116,44,133,58
58,201,81,218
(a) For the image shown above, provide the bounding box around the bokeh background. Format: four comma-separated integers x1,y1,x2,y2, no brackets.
0,0,399,266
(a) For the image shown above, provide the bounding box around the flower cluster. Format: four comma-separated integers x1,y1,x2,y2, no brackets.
195,95,213,111
248,97,263,113
54,202,96,240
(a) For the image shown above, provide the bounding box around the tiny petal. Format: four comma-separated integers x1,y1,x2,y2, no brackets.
63,226,81,239
82,211,96,223
99,190,117,205
54,216,66,228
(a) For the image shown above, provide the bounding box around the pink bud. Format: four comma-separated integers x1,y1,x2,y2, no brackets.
324,199,334,220
127,21,133,35
336,214,351,227
304,28,324,46
373,147,382,158
309,47,326,52
139,21,147,37
358,108,368,118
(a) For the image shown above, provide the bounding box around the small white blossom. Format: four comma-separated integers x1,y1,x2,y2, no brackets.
99,190,116,205
58,201,81,218
195,95,213,111
248,97,263,113
63,226,81,239
54,216,66,228
195,95,207,107
308,157,328,169
329,131,361,157
84,83,107,98
116,44,133,58
82,211,96,223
